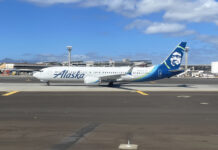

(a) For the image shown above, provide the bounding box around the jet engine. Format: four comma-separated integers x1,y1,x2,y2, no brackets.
84,76,101,85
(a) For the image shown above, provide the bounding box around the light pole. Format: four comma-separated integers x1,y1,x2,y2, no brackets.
185,47,189,71
66,46,72,67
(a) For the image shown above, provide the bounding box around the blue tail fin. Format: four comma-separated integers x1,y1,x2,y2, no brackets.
162,42,187,70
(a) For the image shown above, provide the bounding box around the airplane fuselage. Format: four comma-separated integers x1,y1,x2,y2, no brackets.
34,66,155,82
33,64,181,84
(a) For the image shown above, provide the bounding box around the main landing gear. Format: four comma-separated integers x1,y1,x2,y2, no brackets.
108,82,114,87
46,81,50,86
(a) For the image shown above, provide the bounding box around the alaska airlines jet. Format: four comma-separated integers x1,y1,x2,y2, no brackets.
33,42,187,86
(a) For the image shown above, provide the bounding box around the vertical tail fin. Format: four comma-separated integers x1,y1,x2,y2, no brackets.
162,42,187,70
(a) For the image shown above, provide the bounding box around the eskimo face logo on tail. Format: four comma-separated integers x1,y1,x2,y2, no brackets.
53,70,85,79
170,52,182,66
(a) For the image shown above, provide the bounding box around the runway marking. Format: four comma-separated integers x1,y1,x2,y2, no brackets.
50,123,99,150
149,81,156,84
136,90,149,96
177,95,191,98
2,91,19,96
200,102,209,105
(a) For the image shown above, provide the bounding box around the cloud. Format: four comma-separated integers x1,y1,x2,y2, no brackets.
126,19,218,47
33,53,67,62
128,0,176,17
164,0,218,24
126,19,195,36
125,19,151,30
24,0,81,5
169,30,196,37
188,46,218,64
145,22,186,34
24,0,218,24
195,34,218,47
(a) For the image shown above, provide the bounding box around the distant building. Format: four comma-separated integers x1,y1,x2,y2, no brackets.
61,59,152,67
36,62,62,66
85,59,152,67
180,65,211,72
62,61,86,66
179,64,214,78
0,59,152,75
0,63,59,75
211,62,218,74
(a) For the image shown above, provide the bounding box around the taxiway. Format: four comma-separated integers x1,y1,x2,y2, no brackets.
0,91,218,150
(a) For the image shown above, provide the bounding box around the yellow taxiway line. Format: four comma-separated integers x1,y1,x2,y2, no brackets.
136,90,149,96
2,91,19,96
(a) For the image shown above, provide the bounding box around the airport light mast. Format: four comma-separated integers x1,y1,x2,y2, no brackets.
184,47,190,77
66,46,72,67
185,47,189,71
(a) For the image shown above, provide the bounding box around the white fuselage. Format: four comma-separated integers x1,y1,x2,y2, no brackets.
33,66,155,83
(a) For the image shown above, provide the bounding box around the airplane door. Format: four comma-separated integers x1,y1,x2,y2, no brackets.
158,69,162,78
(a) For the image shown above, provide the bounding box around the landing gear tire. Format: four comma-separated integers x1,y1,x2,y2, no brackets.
108,82,114,87
46,81,50,86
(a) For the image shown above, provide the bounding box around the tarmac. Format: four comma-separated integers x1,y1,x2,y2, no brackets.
1,82,218,92
0,76,218,92
0,77,218,150
1,75,218,84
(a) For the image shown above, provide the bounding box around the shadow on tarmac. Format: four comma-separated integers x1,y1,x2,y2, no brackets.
41,83,191,89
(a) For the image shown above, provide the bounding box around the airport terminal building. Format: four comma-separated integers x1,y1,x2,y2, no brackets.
0,59,152,75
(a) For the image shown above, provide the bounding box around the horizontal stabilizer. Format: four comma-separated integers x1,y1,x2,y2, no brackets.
169,69,184,73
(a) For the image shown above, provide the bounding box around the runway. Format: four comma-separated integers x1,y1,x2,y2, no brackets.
0,91,218,150
1,76,218,92
1,75,218,84
1,82,218,92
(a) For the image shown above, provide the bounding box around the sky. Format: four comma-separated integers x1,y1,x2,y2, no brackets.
1,0,218,64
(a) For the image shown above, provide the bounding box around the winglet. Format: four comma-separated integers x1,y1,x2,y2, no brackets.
126,65,134,75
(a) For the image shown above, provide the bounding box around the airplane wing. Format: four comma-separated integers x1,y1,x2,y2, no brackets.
100,74,122,82
99,65,134,82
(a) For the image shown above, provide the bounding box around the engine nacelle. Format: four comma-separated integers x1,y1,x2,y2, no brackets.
84,76,101,85
117,74,134,82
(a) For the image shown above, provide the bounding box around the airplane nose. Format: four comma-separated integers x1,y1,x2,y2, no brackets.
33,71,39,78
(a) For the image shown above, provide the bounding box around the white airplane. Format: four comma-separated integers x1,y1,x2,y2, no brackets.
33,42,187,86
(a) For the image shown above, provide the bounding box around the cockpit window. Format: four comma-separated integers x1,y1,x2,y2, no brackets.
39,69,44,72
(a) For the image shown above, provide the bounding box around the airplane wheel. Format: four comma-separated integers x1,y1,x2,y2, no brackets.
108,82,114,87
46,81,50,86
